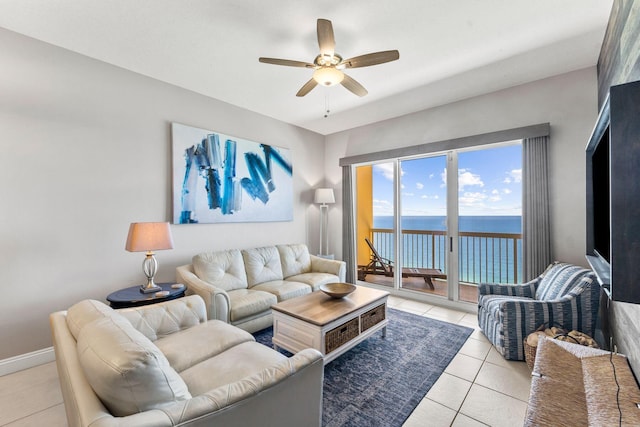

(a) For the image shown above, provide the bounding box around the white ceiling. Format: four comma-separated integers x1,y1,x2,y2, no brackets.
0,0,613,135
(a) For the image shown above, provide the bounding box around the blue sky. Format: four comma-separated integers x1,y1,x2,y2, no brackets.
372,143,522,216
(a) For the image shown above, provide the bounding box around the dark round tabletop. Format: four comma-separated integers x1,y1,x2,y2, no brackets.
106,282,186,308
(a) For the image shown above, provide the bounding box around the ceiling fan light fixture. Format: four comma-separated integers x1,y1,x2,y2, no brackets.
313,67,344,87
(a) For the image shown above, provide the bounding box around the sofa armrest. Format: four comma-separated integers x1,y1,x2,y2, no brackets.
478,277,539,298
310,255,346,282
177,264,231,323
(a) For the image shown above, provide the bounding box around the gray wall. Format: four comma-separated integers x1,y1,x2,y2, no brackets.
0,28,326,360
325,67,599,269
597,0,640,377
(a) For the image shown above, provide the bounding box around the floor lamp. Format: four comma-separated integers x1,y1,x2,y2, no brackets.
314,188,335,258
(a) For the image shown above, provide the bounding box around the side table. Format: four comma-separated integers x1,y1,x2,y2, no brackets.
106,283,186,309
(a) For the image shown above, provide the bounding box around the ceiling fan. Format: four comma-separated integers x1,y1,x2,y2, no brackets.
259,18,399,97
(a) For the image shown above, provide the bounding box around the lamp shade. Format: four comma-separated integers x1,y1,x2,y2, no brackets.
312,67,344,87
314,188,335,204
125,222,174,252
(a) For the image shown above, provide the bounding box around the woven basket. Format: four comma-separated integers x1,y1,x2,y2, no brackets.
325,317,359,354
361,303,386,332
524,340,538,370
524,327,598,370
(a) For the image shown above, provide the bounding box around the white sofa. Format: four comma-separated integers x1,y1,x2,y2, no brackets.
177,243,346,333
50,295,324,427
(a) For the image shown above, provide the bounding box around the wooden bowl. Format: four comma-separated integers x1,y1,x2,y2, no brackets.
320,283,357,298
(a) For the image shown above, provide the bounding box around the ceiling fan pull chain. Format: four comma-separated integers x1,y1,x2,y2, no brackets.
324,90,331,118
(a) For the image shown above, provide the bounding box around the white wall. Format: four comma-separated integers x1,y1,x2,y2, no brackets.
324,67,599,265
0,26,602,361
0,29,325,359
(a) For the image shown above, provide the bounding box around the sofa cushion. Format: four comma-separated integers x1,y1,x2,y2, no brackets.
252,280,311,301
536,263,593,300
180,341,288,396
76,313,192,416
242,246,284,286
277,244,312,278
118,295,207,341
66,299,114,340
154,320,255,372
228,288,277,322
193,249,248,292
286,272,338,291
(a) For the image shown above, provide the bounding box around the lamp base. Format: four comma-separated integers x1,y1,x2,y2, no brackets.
140,284,162,294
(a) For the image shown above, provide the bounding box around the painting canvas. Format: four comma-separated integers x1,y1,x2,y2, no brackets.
172,122,293,224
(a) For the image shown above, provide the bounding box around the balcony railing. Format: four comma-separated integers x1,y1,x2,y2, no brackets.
369,228,522,284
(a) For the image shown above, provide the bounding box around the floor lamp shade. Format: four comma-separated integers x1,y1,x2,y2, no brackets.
314,188,336,205
125,222,174,293
314,188,335,257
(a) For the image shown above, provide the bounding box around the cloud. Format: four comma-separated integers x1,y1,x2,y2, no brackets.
374,163,394,180
491,189,499,195
503,188,512,194
403,192,415,197
504,169,521,184
374,163,404,181
372,198,393,215
416,182,424,190
429,173,434,179
459,191,487,206
459,169,484,190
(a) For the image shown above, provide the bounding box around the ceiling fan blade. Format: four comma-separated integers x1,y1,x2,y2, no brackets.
259,57,315,68
341,74,368,97
296,79,318,97
339,50,400,69
317,19,336,57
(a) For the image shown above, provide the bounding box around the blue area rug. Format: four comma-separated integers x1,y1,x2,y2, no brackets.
253,307,473,427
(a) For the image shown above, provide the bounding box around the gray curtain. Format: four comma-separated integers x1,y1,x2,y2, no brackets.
342,165,356,283
522,135,552,280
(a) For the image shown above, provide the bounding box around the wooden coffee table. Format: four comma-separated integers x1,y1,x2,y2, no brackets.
271,285,389,364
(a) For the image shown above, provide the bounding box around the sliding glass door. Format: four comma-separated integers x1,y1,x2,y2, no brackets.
457,144,523,302
355,162,396,287
399,155,448,297
354,142,522,305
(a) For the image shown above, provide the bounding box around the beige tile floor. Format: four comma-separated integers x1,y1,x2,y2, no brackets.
0,295,530,427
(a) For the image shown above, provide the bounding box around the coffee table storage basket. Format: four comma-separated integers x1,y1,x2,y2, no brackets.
361,303,386,332
325,317,360,354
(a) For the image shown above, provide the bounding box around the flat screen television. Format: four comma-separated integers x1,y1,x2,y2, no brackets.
590,129,610,263
586,81,640,305
585,97,611,291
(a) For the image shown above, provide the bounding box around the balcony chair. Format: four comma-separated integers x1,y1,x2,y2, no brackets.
478,262,600,360
357,237,446,289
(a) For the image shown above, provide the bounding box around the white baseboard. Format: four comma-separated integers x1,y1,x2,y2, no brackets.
0,347,55,377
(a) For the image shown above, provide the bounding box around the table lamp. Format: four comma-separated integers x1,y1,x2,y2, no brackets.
125,222,174,293
314,188,335,257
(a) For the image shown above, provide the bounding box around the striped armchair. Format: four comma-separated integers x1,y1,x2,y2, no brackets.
477,262,601,360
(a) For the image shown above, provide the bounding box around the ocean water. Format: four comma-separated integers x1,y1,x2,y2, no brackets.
370,216,523,283
374,215,522,233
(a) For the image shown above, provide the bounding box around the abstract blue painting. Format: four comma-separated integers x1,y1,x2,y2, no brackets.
172,122,293,224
